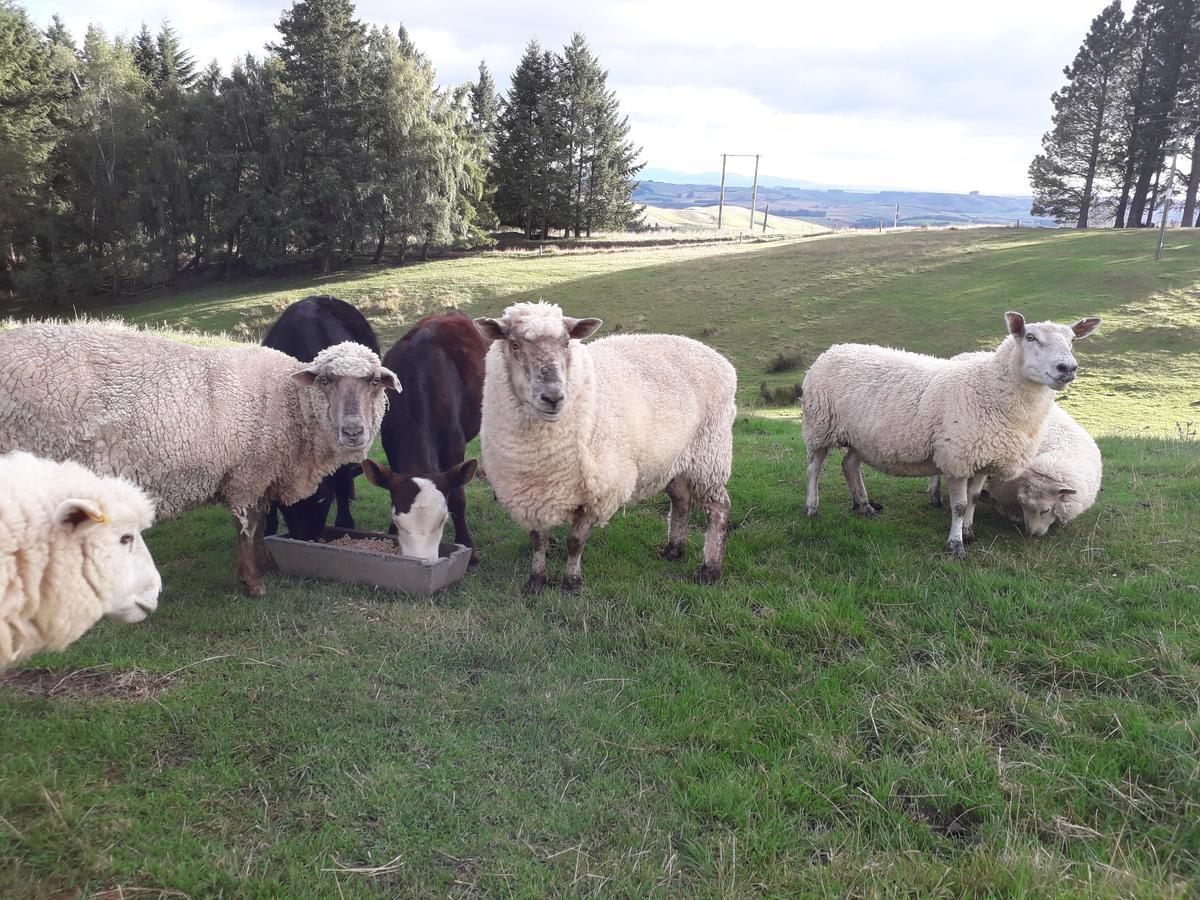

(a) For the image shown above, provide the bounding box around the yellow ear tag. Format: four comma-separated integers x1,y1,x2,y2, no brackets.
86,509,108,525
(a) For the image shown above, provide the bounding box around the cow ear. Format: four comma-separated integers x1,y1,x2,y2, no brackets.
360,459,391,488
474,317,507,341
566,317,603,340
1004,311,1025,338
56,498,107,533
291,367,318,386
446,458,478,488
378,367,401,393
1071,316,1101,339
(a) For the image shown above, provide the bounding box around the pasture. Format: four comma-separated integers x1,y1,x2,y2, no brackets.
2,228,1198,897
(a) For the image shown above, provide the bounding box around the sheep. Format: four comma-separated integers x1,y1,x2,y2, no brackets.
0,323,398,597
475,301,736,594
927,404,1102,535
1,452,161,669
801,311,1101,559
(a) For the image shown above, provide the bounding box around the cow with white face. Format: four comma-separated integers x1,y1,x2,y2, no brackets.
361,459,478,561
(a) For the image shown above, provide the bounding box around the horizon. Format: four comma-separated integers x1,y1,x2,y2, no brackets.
21,0,1113,195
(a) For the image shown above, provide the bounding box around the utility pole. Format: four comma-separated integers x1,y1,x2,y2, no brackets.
894,203,899,229
717,154,727,229
1156,117,1186,261
763,203,769,234
748,154,760,231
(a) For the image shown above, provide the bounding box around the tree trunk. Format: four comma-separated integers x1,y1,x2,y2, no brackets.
1077,80,1109,229
421,240,430,261
1181,129,1200,227
397,234,408,265
373,226,386,264
1143,165,1162,227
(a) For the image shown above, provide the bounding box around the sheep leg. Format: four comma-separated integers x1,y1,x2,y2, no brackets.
946,476,969,560
927,476,943,508
563,508,592,594
697,488,731,584
842,449,880,516
523,529,549,596
234,509,269,597
448,483,477,565
805,446,829,517
961,474,988,543
662,476,692,561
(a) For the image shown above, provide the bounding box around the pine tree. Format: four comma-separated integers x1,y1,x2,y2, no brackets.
469,60,499,153
493,40,554,236
272,0,369,272
155,22,197,88
1028,1,1127,227
131,23,156,81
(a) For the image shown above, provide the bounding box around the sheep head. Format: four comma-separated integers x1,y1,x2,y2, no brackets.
475,301,602,422
291,341,399,457
1004,312,1101,391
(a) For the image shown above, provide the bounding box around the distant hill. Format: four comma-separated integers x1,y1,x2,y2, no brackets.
640,204,831,235
635,179,1050,229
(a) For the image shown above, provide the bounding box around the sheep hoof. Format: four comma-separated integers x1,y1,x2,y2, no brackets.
870,500,884,511
962,527,976,544
929,494,943,509
661,543,685,561
697,564,721,585
522,573,547,596
853,502,879,518
562,574,583,594
946,539,967,561
242,580,268,598
805,504,820,518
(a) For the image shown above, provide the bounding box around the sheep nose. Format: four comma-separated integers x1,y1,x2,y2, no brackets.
540,387,564,408
340,421,365,440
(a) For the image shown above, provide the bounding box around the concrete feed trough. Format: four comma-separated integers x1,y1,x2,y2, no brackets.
265,527,471,595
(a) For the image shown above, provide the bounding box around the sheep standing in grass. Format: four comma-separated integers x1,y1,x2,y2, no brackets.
476,301,736,593
802,312,1101,559
928,404,1101,535
1,452,161,668
0,323,398,596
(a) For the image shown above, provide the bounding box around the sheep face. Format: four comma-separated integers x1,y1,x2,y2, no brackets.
54,498,161,623
362,459,477,561
1015,475,1075,536
475,305,602,421
1005,312,1101,391
291,342,399,454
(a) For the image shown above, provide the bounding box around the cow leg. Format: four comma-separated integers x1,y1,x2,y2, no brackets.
448,482,476,565
662,476,691,561
234,508,269,597
524,529,549,596
698,487,731,584
264,502,280,537
563,508,592,594
333,465,356,530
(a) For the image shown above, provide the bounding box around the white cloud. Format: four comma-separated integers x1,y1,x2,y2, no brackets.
21,0,1113,193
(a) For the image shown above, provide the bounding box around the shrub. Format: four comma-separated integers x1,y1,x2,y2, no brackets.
759,381,802,406
766,350,803,373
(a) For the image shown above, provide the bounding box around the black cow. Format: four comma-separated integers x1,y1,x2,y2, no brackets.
261,295,381,540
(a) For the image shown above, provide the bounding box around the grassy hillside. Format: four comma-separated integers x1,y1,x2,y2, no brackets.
3,228,1198,897
640,203,832,236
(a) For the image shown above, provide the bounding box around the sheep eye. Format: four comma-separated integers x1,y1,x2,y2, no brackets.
1025,333,1036,343
371,377,381,387
318,374,330,385
120,534,134,546
509,342,521,355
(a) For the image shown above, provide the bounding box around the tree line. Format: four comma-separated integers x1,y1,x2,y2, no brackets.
1029,0,1200,229
0,0,642,304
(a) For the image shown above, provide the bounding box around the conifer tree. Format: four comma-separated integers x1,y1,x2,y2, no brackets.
469,60,499,153
493,40,554,236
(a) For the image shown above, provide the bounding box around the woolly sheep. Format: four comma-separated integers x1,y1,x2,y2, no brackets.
1,452,160,669
475,301,737,594
927,403,1102,535
801,311,1101,559
0,323,398,596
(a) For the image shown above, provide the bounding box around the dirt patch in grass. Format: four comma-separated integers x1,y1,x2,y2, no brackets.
0,666,171,701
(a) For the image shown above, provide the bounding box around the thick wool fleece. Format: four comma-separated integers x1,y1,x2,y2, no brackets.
1,453,155,667
481,323,737,532
802,339,1053,481
987,404,1102,523
0,324,388,522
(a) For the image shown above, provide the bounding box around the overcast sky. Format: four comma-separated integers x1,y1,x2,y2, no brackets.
24,0,1111,194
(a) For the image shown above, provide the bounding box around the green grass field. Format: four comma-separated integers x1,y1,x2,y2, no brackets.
640,204,831,236
3,228,1199,897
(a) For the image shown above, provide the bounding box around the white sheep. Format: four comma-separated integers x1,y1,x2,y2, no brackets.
0,323,398,596
801,312,1101,558
1,452,161,669
927,404,1101,535
475,301,737,593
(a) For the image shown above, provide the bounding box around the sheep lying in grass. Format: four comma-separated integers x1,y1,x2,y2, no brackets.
1,452,161,669
802,312,1101,559
476,301,737,594
927,404,1101,535
0,323,398,596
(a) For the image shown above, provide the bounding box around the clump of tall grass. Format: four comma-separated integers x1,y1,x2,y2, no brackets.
765,350,803,373
759,381,802,406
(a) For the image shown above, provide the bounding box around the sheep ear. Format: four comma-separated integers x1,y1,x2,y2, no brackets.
1005,311,1025,337
360,459,391,488
1056,486,1077,498
474,317,507,341
565,317,603,340
291,368,318,386
55,498,107,532
1071,316,1101,339
378,367,401,393
446,458,478,488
